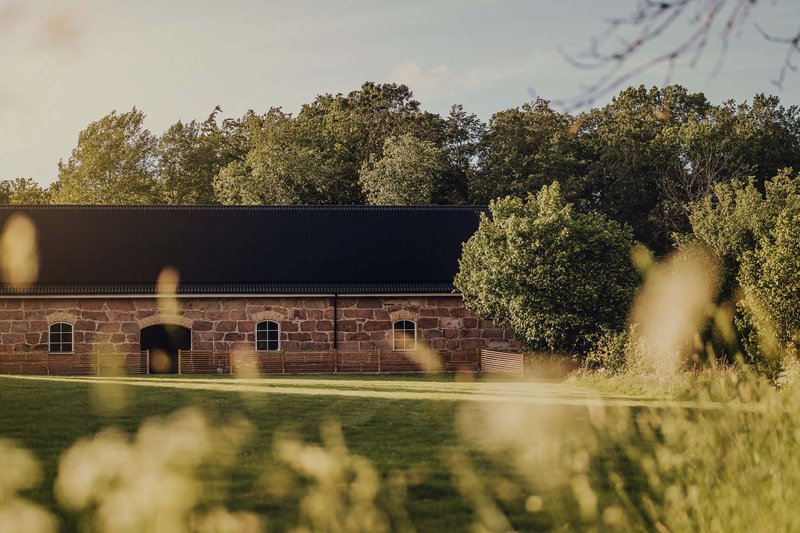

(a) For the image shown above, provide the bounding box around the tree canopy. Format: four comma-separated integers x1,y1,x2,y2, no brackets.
0,178,50,205
359,134,447,205
687,170,800,370
52,108,158,204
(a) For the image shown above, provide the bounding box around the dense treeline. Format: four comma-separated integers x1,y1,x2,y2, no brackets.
5,82,799,252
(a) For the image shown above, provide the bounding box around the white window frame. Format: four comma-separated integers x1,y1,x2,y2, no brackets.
48,322,74,353
255,320,280,351
392,320,417,351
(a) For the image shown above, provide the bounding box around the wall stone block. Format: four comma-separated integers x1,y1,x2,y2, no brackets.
355,299,382,309
338,320,358,332
107,300,135,311
416,317,438,329
363,320,391,332
75,320,96,331
316,320,334,332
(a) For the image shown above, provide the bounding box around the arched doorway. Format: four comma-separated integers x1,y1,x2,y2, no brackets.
140,324,191,374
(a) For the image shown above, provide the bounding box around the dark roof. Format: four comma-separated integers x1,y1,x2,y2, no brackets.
0,205,486,296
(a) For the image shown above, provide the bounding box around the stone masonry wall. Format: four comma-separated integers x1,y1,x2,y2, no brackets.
0,296,516,354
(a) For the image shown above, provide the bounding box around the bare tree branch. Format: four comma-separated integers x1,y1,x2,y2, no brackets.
557,0,797,110
755,21,800,88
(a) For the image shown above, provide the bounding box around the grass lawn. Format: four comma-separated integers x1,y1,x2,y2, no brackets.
0,372,792,532
0,374,624,532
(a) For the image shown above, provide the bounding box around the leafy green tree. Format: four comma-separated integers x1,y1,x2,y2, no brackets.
652,95,800,238
728,94,800,183
687,169,800,295
0,178,50,204
577,85,711,248
52,108,158,204
214,83,448,205
454,182,638,353
213,108,301,204
213,107,351,205
290,82,446,204
211,161,252,205
686,170,800,372
472,98,582,203
438,104,485,204
157,106,239,204
738,210,800,367
359,134,448,205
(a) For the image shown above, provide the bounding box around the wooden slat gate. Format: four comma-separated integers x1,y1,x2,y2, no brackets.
96,351,150,375
178,350,231,374
480,349,524,377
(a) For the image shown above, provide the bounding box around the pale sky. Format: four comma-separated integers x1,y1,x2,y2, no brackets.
2,0,799,185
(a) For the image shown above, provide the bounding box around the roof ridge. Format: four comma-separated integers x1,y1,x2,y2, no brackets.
0,204,488,212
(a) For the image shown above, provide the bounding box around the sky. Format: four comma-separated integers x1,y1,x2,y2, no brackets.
1,0,799,185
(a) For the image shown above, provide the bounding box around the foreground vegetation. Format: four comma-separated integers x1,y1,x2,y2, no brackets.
1,371,799,532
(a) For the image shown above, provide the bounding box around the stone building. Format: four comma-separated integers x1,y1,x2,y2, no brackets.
0,205,516,374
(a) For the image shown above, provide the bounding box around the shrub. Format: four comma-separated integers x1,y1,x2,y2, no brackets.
738,210,800,376
454,182,638,353
687,170,800,374
584,326,630,373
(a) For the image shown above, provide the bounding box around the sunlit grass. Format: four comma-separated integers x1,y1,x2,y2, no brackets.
2,372,799,531
0,375,493,531
3,374,766,412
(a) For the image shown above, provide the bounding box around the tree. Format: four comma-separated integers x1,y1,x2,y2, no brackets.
210,109,274,204
157,106,239,204
213,108,305,205
290,82,447,204
52,108,158,204
454,182,638,353
213,107,351,205
359,134,448,205
687,169,800,296
577,85,711,249
435,104,485,204
576,86,800,248
0,178,50,204
472,98,582,203
654,94,800,238
214,82,449,206
686,170,800,372
738,210,800,368
651,100,754,238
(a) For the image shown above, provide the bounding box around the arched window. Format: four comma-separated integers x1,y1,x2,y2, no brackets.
256,320,280,351
393,320,416,351
49,322,73,353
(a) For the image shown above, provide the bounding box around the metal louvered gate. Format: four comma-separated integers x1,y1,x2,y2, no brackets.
479,349,524,377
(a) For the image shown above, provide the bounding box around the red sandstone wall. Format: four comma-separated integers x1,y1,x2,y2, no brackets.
0,296,516,354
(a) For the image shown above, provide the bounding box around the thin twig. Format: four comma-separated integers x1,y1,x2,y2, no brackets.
557,0,798,111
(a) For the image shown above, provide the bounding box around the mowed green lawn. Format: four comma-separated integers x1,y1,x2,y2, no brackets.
0,374,657,532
